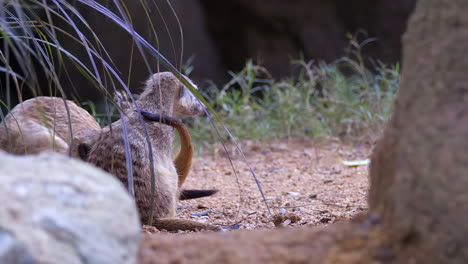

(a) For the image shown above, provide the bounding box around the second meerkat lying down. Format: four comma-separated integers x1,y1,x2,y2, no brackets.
84,72,221,231
0,96,101,157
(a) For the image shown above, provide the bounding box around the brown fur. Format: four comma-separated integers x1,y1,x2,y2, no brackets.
77,110,217,200
137,111,193,187
0,97,101,157
114,91,193,187
85,72,220,231
172,119,194,187
138,111,218,200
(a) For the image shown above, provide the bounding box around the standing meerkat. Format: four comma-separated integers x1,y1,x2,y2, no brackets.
0,96,101,158
77,109,218,200
82,90,203,188
85,72,221,231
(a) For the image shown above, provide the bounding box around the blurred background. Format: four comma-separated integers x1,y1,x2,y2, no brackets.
0,0,416,102
0,0,413,142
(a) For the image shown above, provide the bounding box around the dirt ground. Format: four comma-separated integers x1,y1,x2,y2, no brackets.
145,138,372,233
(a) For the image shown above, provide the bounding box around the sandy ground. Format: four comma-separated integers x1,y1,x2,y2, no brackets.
147,138,372,233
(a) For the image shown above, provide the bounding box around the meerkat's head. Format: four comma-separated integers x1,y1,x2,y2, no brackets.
173,76,207,116
140,72,206,117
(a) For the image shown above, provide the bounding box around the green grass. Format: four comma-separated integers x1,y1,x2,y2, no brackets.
188,56,399,148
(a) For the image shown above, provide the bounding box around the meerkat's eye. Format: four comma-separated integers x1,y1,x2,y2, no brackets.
179,84,186,98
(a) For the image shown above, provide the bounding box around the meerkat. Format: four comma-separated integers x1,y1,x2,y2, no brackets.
85,72,221,231
0,96,101,158
77,109,218,200
138,110,218,200
0,96,216,203
83,90,200,187
72,92,218,201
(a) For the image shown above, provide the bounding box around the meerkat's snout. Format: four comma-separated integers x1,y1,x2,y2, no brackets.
174,80,207,116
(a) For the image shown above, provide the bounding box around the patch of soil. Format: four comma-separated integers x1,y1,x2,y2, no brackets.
157,138,371,232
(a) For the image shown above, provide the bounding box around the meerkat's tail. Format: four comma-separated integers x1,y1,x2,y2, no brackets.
179,189,219,200
153,218,222,232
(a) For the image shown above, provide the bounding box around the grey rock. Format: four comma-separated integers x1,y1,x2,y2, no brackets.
0,230,36,264
0,151,140,264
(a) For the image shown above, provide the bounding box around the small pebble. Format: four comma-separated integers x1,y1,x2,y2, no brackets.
192,209,212,217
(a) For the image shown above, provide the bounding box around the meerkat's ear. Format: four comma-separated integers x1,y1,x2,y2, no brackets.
78,143,91,160
114,90,125,103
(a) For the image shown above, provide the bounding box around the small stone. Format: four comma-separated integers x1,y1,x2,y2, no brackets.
191,209,213,217
142,225,159,234
273,213,301,227
273,214,286,227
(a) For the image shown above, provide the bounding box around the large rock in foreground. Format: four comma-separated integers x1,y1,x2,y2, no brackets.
0,151,140,264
